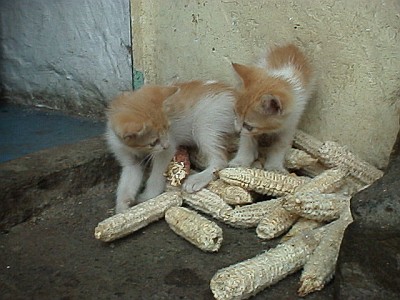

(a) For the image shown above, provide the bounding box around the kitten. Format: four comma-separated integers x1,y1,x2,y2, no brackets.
229,43,315,171
106,80,237,213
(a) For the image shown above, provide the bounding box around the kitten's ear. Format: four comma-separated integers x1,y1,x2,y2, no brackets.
232,63,253,87
260,94,282,115
159,86,179,99
161,86,179,113
121,122,146,141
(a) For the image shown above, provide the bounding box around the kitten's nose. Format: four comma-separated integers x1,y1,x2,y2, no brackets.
161,141,169,149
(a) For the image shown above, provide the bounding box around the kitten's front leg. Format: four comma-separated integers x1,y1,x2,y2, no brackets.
183,153,226,193
229,134,258,167
116,164,144,213
263,130,293,173
138,147,176,202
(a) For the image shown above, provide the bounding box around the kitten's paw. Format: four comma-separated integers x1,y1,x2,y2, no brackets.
228,157,253,168
115,199,131,214
182,173,213,193
137,189,162,203
264,163,288,174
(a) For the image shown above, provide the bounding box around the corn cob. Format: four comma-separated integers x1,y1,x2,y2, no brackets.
293,130,324,158
165,206,223,252
207,179,253,205
282,192,350,222
285,148,319,170
298,208,353,297
164,160,187,186
164,147,191,187
317,141,384,185
210,228,325,300
255,197,299,239
182,189,233,223
218,167,307,197
280,218,323,242
296,167,348,194
223,199,285,228
94,191,182,242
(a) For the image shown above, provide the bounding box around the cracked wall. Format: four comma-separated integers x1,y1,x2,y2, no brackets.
131,0,400,168
0,0,132,118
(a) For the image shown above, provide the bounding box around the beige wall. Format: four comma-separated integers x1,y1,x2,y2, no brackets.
131,0,400,168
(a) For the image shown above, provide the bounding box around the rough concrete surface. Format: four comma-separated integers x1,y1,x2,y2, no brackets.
0,139,334,300
131,0,400,169
335,131,400,299
0,137,118,230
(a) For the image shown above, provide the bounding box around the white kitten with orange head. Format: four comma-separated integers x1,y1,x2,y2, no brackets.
106,81,237,213
229,43,315,171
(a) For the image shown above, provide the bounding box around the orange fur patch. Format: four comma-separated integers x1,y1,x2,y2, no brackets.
107,86,177,148
233,44,312,135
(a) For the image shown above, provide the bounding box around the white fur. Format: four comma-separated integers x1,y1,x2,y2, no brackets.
107,87,237,213
168,90,237,192
230,52,315,172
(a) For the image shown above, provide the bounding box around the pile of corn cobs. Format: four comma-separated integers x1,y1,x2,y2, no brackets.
95,130,383,299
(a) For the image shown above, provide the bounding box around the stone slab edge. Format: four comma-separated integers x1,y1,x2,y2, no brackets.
0,137,119,230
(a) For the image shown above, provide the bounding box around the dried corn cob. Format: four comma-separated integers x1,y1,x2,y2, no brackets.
293,130,324,158
296,168,348,194
207,179,253,205
298,208,353,297
94,191,182,242
182,189,233,222
223,199,285,228
317,141,384,185
164,147,190,186
255,197,298,239
218,167,307,197
285,148,319,170
280,218,323,242
210,228,325,300
165,206,223,252
282,192,350,222
285,148,326,177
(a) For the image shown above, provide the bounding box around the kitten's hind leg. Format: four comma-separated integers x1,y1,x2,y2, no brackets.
116,165,144,213
229,134,258,167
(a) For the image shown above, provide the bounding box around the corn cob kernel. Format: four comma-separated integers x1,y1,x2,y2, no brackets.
218,167,307,197
210,228,325,300
182,189,233,223
223,199,285,228
317,141,384,185
296,168,348,194
164,147,190,186
293,130,324,158
282,192,350,222
255,197,299,239
280,218,323,242
207,179,253,205
165,206,223,252
298,208,353,297
94,191,182,242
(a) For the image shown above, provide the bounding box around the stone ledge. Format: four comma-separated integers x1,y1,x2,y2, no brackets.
0,136,119,230
335,130,400,299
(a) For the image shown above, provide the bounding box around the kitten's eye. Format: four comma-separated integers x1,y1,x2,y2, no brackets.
149,138,159,147
243,122,254,132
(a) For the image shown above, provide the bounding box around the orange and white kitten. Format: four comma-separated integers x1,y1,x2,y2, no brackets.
106,81,236,213
229,43,315,171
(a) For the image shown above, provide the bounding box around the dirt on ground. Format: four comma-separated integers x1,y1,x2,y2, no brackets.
0,182,334,300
